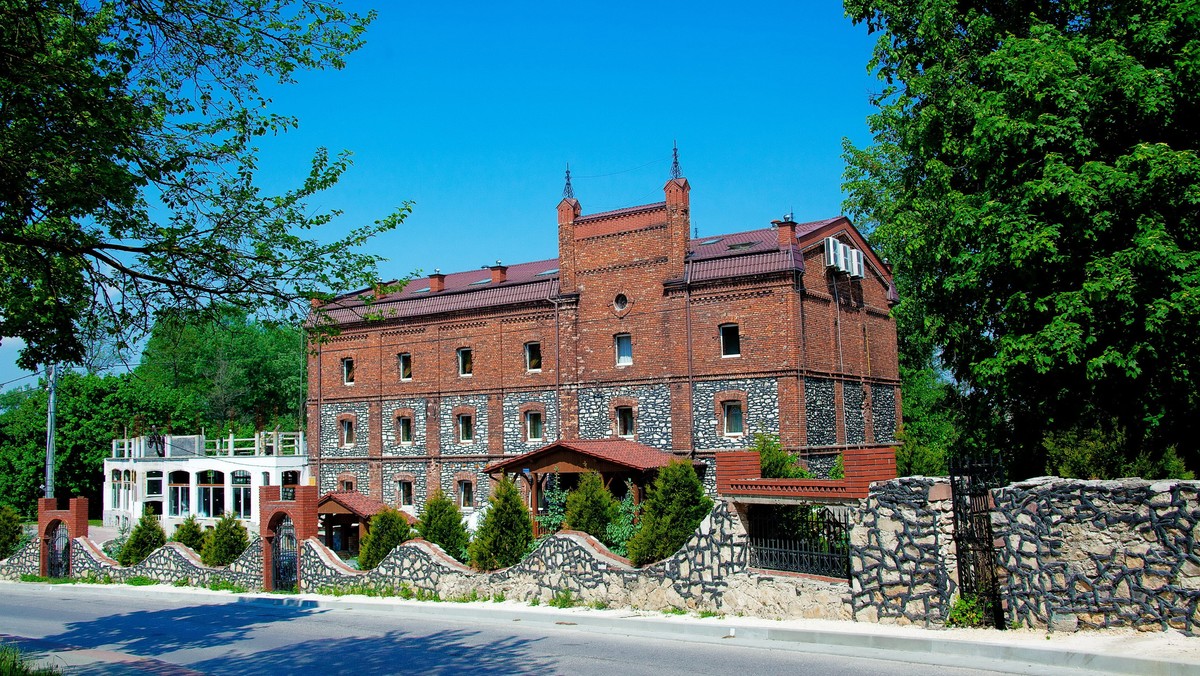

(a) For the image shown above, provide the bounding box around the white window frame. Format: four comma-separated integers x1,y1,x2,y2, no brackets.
457,347,473,376
397,416,414,445
614,333,633,366
342,357,355,385
397,480,414,506
398,352,412,381
722,401,745,437
457,414,474,443
720,324,741,358
232,471,252,519
197,470,225,518
458,480,474,508
525,410,544,442
169,471,190,517
340,418,356,447
525,342,542,372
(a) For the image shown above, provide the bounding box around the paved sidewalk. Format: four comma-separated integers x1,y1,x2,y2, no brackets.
7,582,1200,675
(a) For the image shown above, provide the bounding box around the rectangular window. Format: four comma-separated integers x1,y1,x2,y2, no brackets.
720,324,741,357
723,402,744,436
398,352,412,381
615,333,633,366
342,357,355,384
457,347,473,376
340,418,355,446
145,471,163,497
398,416,413,444
397,481,414,506
525,342,542,371
341,480,354,491
232,471,251,519
458,480,474,508
458,414,474,443
525,411,543,442
169,472,189,517
616,406,635,438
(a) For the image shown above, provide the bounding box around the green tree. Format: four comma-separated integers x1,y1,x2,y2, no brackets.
468,476,533,571
603,483,642,557
626,460,713,566
755,433,811,479
534,471,569,535
0,505,21,559
562,471,618,541
416,489,469,563
358,506,412,570
201,513,249,567
0,0,409,371
843,1,1200,478
171,515,205,553
119,513,166,566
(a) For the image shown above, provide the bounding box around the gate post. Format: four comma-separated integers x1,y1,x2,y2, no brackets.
258,485,317,591
37,497,89,578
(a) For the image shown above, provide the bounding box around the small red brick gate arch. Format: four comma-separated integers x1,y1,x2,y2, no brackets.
36,497,88,578
258,485,316,591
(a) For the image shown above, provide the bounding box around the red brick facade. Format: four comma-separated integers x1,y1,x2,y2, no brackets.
307,174,900,509
259,485,317,591
38,497,89,577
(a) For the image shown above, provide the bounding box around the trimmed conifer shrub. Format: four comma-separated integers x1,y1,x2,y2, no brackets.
468,475,532,571
119,514,166,566
755,432,811,479
0,505,21,559
201,513,248,567
359,506,413,570
562,471,617,542
603,481,642,557
416,489,469,563
171,514,205,553
626,459,713,566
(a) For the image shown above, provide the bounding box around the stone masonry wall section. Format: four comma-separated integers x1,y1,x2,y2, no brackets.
690,377,779,450
439,394,489,456
298,501,849,620
382,397,428,457
382,460,429,510
804,378,836,447
0,537,41,579
502,390,559,455
577,384,671,450
843,382,866,446
319,402,371,458
68,538,264,590
992,477,1200,633
320,461,370,496
871,385,896,444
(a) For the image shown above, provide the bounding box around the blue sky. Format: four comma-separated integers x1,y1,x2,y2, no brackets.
0,1,881,388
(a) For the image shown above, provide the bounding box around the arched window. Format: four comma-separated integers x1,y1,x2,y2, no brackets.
232,470,252,519
169,471,190,516
197,470,225,517
110,470,120,510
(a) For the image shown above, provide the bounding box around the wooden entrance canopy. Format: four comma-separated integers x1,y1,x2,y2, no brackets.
317,491,414,554
483,438,703,517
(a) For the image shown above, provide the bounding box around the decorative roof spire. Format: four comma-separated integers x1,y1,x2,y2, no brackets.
562,163,574,200
670,140,682,180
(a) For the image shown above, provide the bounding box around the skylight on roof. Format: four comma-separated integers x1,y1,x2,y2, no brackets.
469,278,490,286
536,268,559,276
411,287,431,293
727,241,757,250
700,237,724,246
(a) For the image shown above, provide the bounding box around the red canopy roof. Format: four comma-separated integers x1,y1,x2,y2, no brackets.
484,438,694,475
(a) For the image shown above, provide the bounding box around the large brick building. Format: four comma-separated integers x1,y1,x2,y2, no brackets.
306,171,899,522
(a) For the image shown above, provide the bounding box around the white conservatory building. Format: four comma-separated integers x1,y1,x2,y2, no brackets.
103,430,311,534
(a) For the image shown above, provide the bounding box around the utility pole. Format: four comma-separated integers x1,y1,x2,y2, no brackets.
44,364,58,499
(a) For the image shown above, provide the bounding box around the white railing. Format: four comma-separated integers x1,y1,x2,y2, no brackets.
111,431,305,459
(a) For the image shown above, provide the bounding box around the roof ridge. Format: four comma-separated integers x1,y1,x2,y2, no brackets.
575,201,667,222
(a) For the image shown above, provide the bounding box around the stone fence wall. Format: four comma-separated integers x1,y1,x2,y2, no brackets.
69,537,265,591
300,501,849,619
0,537,42,580
850,476,1200,633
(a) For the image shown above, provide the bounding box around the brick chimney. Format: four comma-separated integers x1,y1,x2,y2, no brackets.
557,197,581,294
773,217,797,250
489,262,508,284
665,177,691,275
428,271,445,293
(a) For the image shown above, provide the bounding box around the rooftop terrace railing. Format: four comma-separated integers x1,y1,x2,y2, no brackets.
111,431,305,459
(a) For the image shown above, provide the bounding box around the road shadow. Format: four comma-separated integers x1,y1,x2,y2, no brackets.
188,627,556,675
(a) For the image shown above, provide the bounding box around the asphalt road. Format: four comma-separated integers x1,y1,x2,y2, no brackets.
0,585,1037,675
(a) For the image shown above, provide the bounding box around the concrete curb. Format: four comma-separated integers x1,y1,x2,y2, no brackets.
7,582,1199,675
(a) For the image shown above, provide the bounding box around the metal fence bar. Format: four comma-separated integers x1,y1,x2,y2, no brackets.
746,506,851,579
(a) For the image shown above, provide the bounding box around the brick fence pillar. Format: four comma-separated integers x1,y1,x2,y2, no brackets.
258,485,318,591
37,497,89,577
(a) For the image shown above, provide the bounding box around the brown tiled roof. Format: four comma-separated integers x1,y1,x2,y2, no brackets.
318,491,414,522
483,438,693,474
316,214,851,326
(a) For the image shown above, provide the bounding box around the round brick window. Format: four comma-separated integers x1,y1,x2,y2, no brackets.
613,294,629,311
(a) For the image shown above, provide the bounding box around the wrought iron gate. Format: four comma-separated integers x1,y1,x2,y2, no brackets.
272,515,298,591
948,453,1006,628
747,504,851,579
48,522,70,578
